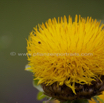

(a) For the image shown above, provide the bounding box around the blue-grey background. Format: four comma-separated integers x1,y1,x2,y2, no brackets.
0,0,104,103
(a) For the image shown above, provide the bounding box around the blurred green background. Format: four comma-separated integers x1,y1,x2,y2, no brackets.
0,0,104,103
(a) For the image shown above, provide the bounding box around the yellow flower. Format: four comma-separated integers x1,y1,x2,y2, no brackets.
26,15,104,94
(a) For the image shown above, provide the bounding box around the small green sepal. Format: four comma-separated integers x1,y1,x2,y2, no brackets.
37,91,47,100
33,79,43,92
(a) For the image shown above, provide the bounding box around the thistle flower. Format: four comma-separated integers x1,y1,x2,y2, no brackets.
26,15,104,101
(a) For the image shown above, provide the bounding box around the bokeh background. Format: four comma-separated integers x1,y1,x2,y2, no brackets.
0,0,104,103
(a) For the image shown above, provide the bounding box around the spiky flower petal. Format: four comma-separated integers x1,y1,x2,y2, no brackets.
26,15,104,94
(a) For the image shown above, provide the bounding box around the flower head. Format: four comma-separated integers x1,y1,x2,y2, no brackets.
26,15,104,94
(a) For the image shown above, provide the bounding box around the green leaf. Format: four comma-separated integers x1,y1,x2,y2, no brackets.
92,97,100,103
37,91,46,100
25,65,43,92
95,96,104,103
33,80,43,92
